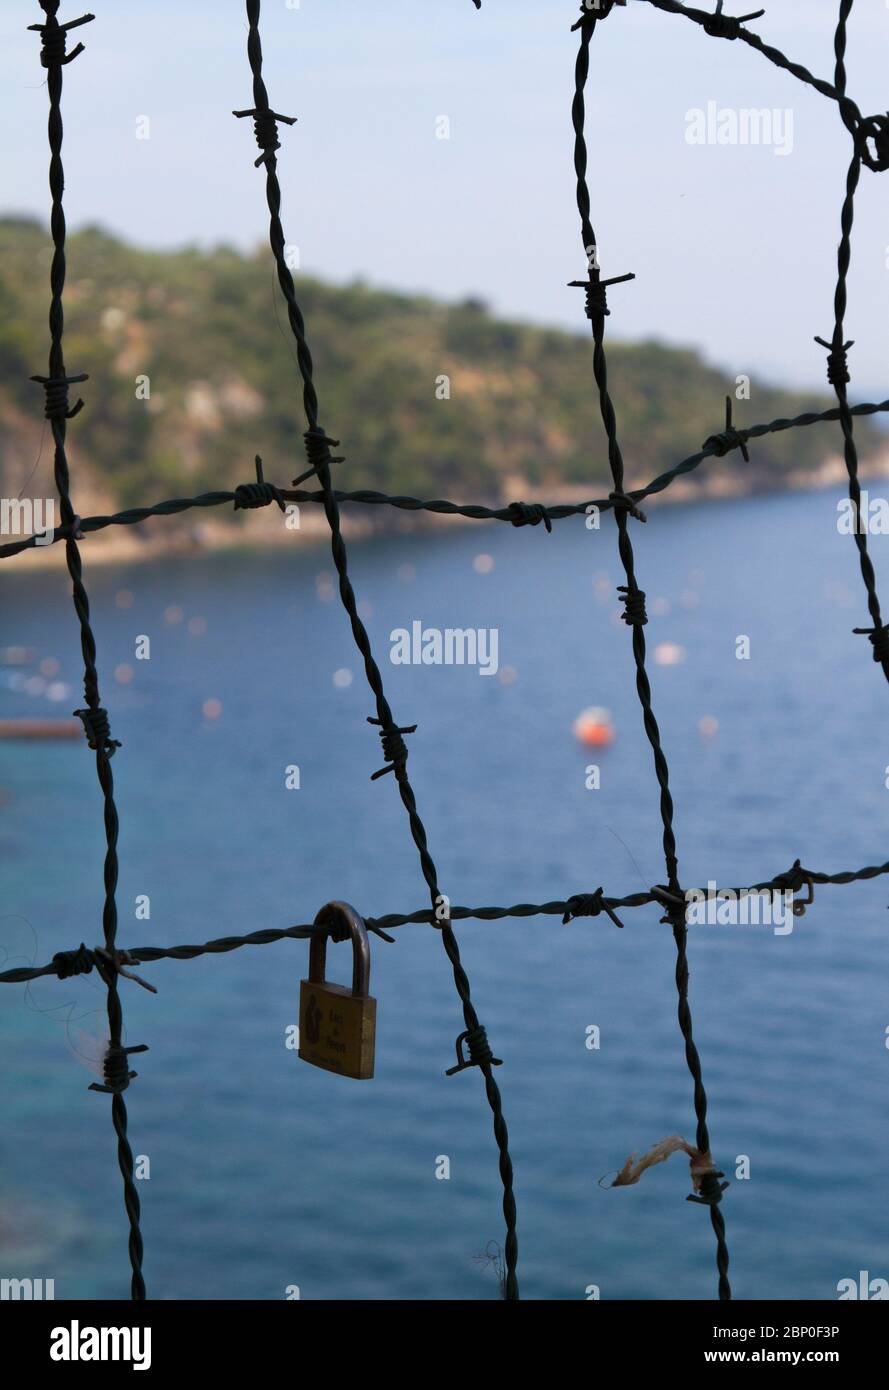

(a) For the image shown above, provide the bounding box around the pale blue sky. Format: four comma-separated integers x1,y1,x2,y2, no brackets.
3,0,888,396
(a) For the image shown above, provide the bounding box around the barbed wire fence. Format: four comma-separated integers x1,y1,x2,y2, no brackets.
3,0,888,1302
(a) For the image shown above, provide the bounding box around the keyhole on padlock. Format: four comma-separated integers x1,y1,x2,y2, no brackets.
305,992,322,1045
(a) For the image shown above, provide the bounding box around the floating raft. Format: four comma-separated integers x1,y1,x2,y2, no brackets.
0,719,81,740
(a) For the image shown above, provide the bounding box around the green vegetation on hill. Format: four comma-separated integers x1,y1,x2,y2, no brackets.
0,217,875,517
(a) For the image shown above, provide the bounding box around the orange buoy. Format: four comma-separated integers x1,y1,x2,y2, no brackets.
0,719,81,740
573,706,615,747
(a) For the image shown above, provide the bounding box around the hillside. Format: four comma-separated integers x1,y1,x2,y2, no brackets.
0,217,878,536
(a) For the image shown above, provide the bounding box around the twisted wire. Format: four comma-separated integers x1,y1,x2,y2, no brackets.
3,396,889,561
820,0,889,682
236,0,518,1299
573,7,730,1298
28,0,144,1302
4,849,889,986
640,0,864,127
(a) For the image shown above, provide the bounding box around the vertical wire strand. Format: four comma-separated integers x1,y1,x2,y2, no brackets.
29,0,145,1300
825,0,889,677
236,0,519,1299
572,7,730,1300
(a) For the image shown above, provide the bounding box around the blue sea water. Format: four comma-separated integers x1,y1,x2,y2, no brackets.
1,483,888,1301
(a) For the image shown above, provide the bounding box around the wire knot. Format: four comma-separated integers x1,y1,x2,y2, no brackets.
234,455,285,512
445,1025,502,1075
28,10,93,67
293,428,345,485
771,858,815,915
702,3,764,40
562,889,624,928
232,106,297,167
609,490,647,522
686,1169,730,1206
704,395,750,460
52,942,94,979
815,336,853,388
508,501,552,532
651,884,688,928
857,113,889,173
92,946,157,993
571,0,626,30
617,585,647,627
853,622,889,666
88,1042,149,1096
368,716,417,780
30,373,89,421
705,428,749,459
568,270,635,318
324,917,352,945
73,706,120,759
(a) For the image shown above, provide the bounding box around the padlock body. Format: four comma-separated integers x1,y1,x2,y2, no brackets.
299,979,376,1079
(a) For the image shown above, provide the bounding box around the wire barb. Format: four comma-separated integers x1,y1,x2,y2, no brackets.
702,2,765,41
815,336,854,388
562,889,625,928
617,584,648,627
445,1026,502,1076
234,455,285,512
73,706,120,759
571,0,626,32
30,372,89,421
88,1043,149,1096
853,623,889,667
52,942,94,979
361,919,397,944
771,859,816,917
367,716,417,780
27,8,94,67
508,501,552,532
687,1170,730,1206
856,113,889,172
232,106,297,168
568,270,635,319
703,396,750,461
293,429,345,485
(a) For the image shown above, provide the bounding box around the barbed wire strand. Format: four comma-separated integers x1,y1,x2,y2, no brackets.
3,850,887,986
822,1,889,679
233,0,519,1298
573,1,730,1298
641,0,862,124
25,0,145,1301
5,397,889,560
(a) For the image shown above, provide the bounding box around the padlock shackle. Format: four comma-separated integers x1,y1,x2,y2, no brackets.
309,901,371,997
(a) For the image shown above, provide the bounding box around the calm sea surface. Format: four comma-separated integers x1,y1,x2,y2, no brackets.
2,483,888,1300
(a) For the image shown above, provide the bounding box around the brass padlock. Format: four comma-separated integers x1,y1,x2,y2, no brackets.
298,902,376,1080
